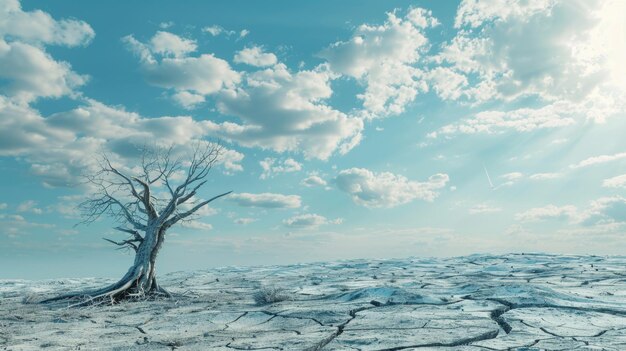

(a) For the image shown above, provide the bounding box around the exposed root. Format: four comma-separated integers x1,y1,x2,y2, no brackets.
39,268,171,307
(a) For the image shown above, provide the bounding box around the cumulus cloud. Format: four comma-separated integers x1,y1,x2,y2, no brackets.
208,63,363,159
16,200,43,214
430,103,576,137
125,29,363,159
430,0,626,134
259,158,301,179
0,1,93,103
1,98,244,186
202,25,236,37
234,217,257,225
180,221,213,231
283,213,342,228
515,205,578,222
301,174,327,188
334,168,449,208
579,196,626,226
234,46,277,67
0,212,55,238
0,203,8,210
228,192,301,208
123,32,240,107
516,197,626,226
570,152,626,169
603,174,626,188
442,0,618,102
171,91,205,109
0,0,94,47
148,31,197,57
319,7,437,117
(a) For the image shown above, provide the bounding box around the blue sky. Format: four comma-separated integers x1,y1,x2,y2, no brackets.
1,0,626,279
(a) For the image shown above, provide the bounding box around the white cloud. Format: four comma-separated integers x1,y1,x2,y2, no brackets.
208,63,363,160
0,0,94,104
469,204,502,214
234,217,257,225
171,91,205,109
125,30,363,159
123,32,240,106
454,0,554,29
319,7,437,117
158,21,174,29
202,25,236,37
1,98,244,186
149,31,197,58
445,0,614,101
50,195,82,218
515,205,578,222
529,173,562,180
234,46,277,67
603,174,626,188
570,152,626,169
16,200,43,214
180,221,213,231
334,168,449,208
0,212,55,238
283,213,342,228
0,0,94,47
0,40,88,103
426,67,468,101
432,0,626,129
431,103,576,137
0,203,7,210
516,198,626,226
219,148,245,172
239,29,250,38
406,7,440,28
301,174,327,187
228,192,301,208
500,172,523,182
259,157,302,179
579,196,626,226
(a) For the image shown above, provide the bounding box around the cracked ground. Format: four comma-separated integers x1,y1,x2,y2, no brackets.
2,254,626,350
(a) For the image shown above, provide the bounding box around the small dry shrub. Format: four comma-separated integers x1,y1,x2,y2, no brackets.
253,286,291,306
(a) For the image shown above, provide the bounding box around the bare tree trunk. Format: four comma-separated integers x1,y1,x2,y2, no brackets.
41,225,170,306
39,144,230,306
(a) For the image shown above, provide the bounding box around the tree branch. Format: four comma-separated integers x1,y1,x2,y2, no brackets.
164,191,232,227
103,238,139,252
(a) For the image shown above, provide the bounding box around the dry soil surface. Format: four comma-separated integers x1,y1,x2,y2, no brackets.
2,254,626,350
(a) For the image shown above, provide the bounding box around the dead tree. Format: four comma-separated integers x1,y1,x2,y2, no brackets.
41,143,231,306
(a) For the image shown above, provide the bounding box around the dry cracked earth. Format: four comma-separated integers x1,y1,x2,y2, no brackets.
2,254,626,350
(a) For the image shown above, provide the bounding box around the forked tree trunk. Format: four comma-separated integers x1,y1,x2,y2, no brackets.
39,145,232,306
41,224,170,306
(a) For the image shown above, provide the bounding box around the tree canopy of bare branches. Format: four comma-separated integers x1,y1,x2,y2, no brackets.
42,142,231,306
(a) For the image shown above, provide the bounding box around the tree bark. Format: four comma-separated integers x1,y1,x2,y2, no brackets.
39,145,230,306
41,225,169,306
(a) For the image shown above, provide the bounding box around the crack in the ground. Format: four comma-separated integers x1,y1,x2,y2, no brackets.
303,305,374,351
489,306,512,334
304,300,501,350
372,329,499,350
225,342,281,350
258,310,325,326
223,312,249,331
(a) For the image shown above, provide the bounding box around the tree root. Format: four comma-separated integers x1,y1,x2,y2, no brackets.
39,268,171,307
